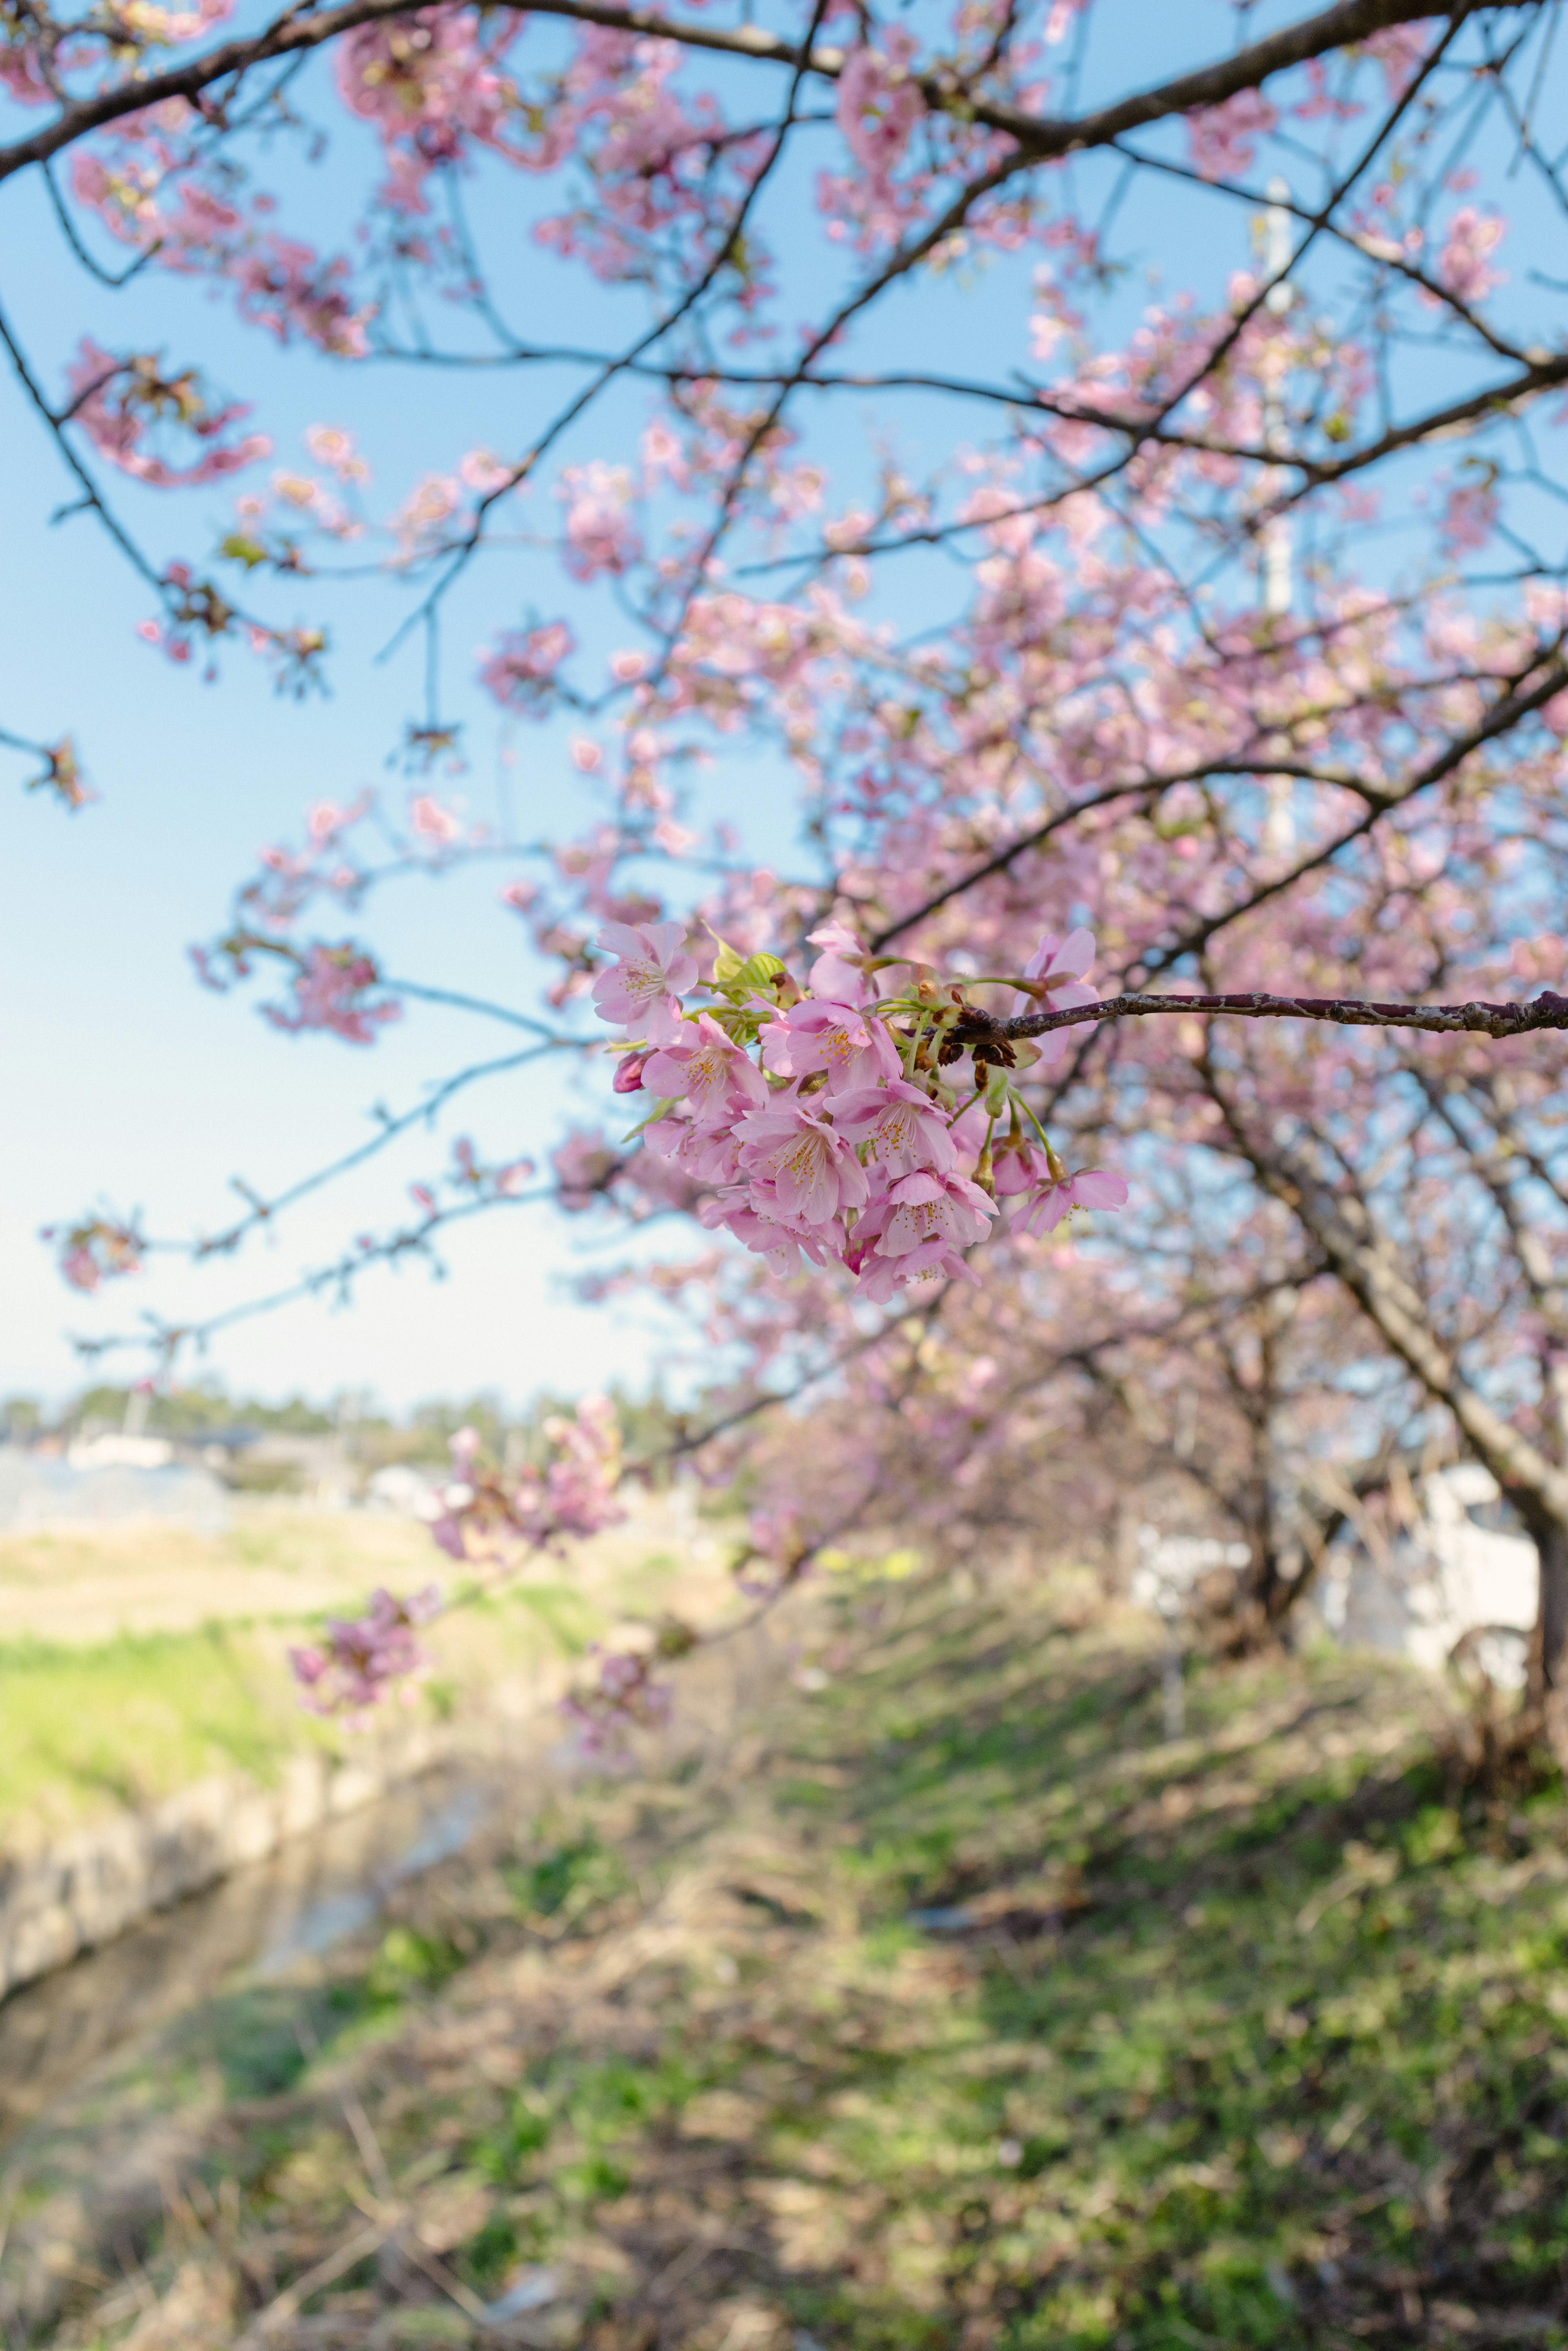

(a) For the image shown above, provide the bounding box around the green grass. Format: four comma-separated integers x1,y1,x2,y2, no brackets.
0,1504,722,1851
0,1584,597,1847
19,1575,1568,2350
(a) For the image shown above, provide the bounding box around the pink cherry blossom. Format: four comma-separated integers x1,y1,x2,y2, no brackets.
989,1134,1051,1197
1014,1170,1129,1239
235,237,371,358
700,1188,840,1278
66,340,270,487
590,919,699,1045
552,1126,625,1210
759,999,903,1093
560,1643,672,1756
856,1168,996,1262
410,793,463,846
559,461,641,581
1365,23,1431,99
851,1237,980,1302
732,1100,872,1225
1016,927,1100,1065
837,37,922,172
644,1113,747,1189
1432,207,1506,307
806,920,875,1005
479,621,574,714
291,1406,624,1718
1440,479,1499,555
290,1584,442,1718
52,1215,146,1293
264,944,402,1044
1186,89,1278,180
642,1012,768,1124
303,423,370,481
833,1081,958,1178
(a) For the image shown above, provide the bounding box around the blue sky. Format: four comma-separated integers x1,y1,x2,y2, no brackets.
1,4,1557,1411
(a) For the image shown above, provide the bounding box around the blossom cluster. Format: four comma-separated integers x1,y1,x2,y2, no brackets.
264,942,403,1043
290,1584,442,1718
594,919,1127,1300
45,1212,147,1294
191,928,403,1044
288,1399,625,1718
559,1635,683,1758
66,341,271,489
428,1394,624,1559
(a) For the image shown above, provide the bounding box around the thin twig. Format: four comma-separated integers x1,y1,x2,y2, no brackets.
235,2218,394,2344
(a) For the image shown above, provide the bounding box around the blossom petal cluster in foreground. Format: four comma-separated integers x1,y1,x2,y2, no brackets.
600,919,1127,1297
284,923,1128,1733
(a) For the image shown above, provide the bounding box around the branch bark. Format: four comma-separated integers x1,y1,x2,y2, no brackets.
0,0,1525,189
952,987,1568,1048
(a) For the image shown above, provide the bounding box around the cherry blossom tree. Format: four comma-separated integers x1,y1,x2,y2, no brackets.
1184,978,1568,1743
12,0,1568,1736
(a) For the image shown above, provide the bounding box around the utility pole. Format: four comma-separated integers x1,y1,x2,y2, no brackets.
1260,177,1296,859
1260,176,1294,622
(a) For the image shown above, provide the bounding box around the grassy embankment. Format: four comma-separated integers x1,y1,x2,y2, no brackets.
0,1503,708,1850
14,1562,1568,2349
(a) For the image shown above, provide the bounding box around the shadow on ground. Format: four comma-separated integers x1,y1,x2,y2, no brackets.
9,1575,1568,2351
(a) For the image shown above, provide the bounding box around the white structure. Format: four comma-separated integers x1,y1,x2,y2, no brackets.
1132,1528,1252,1738
66,1433,176,1471
1322,1464,1537,1686
0,1445,230,1533
365,1462,446,1518
1131,1527,1252,1620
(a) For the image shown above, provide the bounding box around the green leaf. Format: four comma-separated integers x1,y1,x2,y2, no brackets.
713,942,786,998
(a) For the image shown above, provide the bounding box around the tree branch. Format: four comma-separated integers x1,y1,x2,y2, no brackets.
0,0,1520,189
951,987,1568,1047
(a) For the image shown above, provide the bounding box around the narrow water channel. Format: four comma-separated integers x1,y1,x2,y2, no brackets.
0,1764,501,2148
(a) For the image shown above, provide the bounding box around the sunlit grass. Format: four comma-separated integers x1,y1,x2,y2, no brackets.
0,1623,336,1839
0,1500,733,1846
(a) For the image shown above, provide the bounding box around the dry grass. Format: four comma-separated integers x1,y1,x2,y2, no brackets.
0,1509,437,1648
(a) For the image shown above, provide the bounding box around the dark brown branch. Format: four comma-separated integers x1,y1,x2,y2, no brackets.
1268,352,1568,508
0,0,1520,189
951,988,1568,1046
